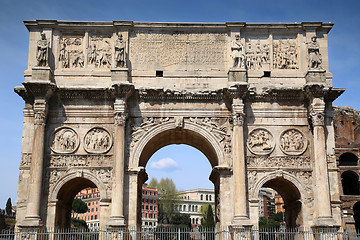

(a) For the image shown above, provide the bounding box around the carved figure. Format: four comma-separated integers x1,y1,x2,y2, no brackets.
88,44,98,65
280,129,307,155
115,34,126,67
231,34,245,68
50,128,79,154
58,41,69,68
247,129,274,155
84,128,112,153
36,33,49,67
307,36,322,69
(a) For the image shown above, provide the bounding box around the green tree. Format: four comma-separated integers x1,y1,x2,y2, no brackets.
149,178,181,224
148,178,159,188
200,204,215,229
5,198,12,216
72,198,88,218
170,213,192,228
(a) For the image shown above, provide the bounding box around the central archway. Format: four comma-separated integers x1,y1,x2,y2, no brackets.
126,120,229,227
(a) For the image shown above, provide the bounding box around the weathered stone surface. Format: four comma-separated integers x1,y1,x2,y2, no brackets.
15,20,345,231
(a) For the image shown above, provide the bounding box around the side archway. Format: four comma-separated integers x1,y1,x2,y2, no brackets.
251,171,308,228
49,170,108,229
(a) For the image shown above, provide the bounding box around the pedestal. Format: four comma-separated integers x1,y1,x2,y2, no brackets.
306,69,326,84
228,68,247,83
111,68,129,83
30,67,53,82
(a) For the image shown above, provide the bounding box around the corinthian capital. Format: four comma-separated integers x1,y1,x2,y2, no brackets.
232,112,245,126
310,111,325,126
114,112,128,126
34,110,46,126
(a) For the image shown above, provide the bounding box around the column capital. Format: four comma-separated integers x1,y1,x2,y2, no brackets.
114,112,128,126
232,112,245,126
310,111,325,126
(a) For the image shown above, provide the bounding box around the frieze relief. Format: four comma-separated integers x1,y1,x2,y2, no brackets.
50,127,79,154
88,34,112,68
279,129,307,155
59,34,84,68
247,128,275,155
245,39,270,70
247,156,311,168
273,39,298,69
84,128,112,153
49,154,112,168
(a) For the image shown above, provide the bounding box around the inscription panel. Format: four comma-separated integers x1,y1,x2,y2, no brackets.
129,31,226,70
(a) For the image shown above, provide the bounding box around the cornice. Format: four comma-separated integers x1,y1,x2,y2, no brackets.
24,20,334,33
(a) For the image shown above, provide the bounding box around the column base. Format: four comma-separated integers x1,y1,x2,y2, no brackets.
313,216,336,227
20,216,43,227
229,224,253,240
231,216,252,229
107,216,126,228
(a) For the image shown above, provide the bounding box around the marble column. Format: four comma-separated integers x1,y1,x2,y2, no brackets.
232,101,250,226
23,100,47,226
310,100,333,225
108,99,127,227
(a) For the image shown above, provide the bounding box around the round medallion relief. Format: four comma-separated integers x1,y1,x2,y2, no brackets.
247,128,275,155
279,129,307,155
84,127,112,153
50,127,79,154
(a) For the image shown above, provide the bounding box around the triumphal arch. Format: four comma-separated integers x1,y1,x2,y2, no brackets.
15,20,344,231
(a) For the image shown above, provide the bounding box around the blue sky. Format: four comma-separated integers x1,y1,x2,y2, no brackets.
0,0,359,208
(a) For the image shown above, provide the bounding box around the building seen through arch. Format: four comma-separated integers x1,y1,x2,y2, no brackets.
15,20,345,231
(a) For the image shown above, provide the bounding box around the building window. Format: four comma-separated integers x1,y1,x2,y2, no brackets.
201,195,203,200
209,195,212,201
192,206,195,212
146,205,149,210
206,195,208,201
179,206,182,211
184,205,186,211
150,206,153,210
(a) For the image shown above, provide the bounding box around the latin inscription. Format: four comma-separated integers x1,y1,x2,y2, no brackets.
129,31,226,69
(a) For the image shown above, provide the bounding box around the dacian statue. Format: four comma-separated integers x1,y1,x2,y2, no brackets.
231,34,245,68
36,32,49,67
307,36,322,69
115,33,126,67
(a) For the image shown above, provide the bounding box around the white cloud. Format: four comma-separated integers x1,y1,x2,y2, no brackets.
149,158,180,171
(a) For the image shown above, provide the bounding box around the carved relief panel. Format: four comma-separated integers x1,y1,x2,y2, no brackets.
84,127,112,153
279,129,307,155
88,33,112,68
273,37,298,69
245,37,270,70
59,33,84,68
50,127,79,154
247,128,275,155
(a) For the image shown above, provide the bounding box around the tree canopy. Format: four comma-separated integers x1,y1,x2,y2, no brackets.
5,198,12,216
72,198,88,216
200,204,215,229
147,177,181,224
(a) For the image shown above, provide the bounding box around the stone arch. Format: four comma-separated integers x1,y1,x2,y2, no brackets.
49,170,108,229
127,119,227,227
252,171,307,228
130,120,226,169
341,171,360,195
